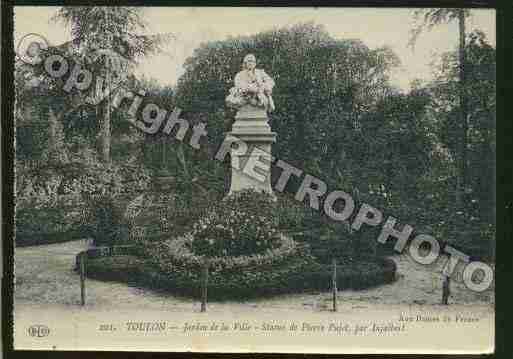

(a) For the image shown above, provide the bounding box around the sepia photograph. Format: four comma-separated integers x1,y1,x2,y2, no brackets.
10,5,495,354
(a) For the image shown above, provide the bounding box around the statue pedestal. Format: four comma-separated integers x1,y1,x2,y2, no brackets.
227,105,276,197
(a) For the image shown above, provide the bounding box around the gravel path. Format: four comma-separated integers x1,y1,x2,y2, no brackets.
14,240,494,312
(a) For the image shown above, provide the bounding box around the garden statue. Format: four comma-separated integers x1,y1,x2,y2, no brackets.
224,54,277,197
226,54,275,113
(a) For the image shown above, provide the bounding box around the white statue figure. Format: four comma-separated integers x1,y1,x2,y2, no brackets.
226,54,275,112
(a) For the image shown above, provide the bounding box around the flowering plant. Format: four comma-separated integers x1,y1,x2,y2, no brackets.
188,190,279,257
144,234,300,272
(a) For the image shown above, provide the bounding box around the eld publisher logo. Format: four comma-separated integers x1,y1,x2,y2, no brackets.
28,325,50,338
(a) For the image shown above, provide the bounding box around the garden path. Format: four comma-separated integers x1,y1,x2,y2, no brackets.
14,240,494,312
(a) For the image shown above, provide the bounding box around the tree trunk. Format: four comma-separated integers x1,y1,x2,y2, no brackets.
456,9,468,208
176,143,190,179
481,97,495,223
99,85,111,164
48,107,65,164
48,107,58,155
99,105,111,163
296,109,307,170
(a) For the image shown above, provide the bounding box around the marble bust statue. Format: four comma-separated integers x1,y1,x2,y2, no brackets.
226,54,275,112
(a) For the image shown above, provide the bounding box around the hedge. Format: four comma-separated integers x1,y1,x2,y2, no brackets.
84,254,396,301
15,229,85,247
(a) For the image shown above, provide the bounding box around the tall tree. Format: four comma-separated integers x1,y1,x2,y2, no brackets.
410,8,471,208
14,54,80,165
53,7,167,163
429,30,496,220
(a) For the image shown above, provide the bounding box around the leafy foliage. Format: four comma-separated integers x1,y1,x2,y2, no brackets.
421,31,496,258
83,194,125,246
188,190,279,257
409,8,471,49
15,195,85,246
52,7,166,63
430,31,495,214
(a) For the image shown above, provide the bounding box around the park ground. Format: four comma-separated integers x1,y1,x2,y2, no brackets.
14,239,494,312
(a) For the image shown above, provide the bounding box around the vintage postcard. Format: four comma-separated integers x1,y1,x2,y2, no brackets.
10,6,495,354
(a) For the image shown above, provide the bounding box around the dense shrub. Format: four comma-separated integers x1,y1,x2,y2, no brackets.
432,211,495,261
15,194,86,246
14,147,151,247
188,190,279,257
274,195,309,232
161,193,218,237
85,255,149,285
125,189,220,245
292,225,378,264
82,194,129,247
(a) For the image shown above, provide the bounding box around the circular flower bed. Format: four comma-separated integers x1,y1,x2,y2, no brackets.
136,233,321,299
87,190,397,300
143,234,307,274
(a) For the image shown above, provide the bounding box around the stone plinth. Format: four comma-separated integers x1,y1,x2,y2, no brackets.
227,105,276,196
